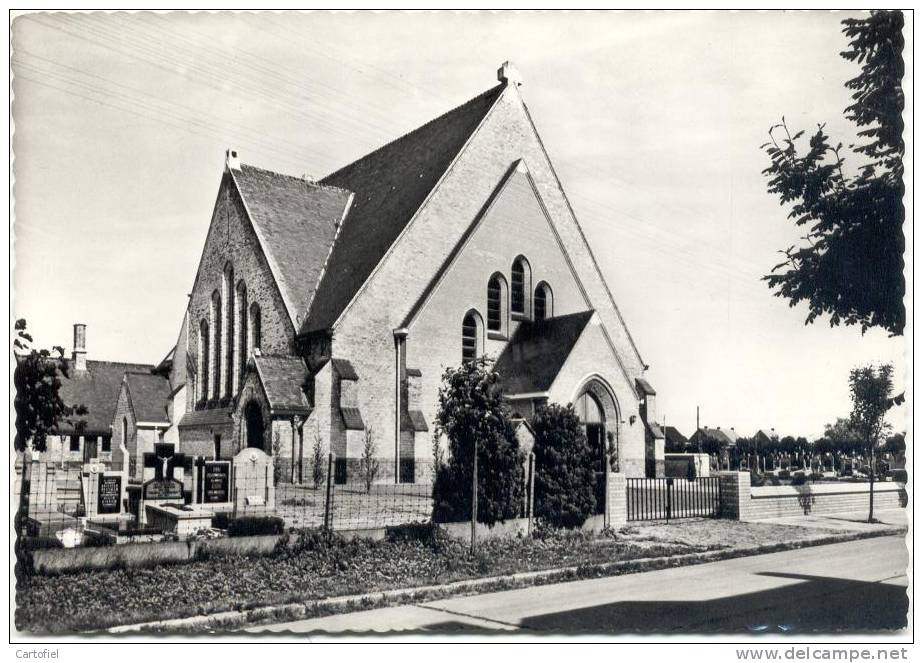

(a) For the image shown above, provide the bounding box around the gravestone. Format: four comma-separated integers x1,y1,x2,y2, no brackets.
138,443,186,525
232,447,275,512
81,462,127,523
197,460,231,504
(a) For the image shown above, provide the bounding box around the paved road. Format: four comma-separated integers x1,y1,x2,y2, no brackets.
252,535,909,635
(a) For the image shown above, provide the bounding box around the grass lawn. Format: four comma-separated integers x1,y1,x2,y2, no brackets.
15,518,872,634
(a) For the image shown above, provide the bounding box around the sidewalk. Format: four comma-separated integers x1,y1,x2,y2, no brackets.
754,508,908,532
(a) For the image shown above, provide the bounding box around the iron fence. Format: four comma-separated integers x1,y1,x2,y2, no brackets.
626,477,721,521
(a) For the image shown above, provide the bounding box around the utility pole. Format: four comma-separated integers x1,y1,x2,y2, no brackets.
696,406,702,453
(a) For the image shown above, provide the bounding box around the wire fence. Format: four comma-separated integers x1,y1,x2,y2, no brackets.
14,451,624,549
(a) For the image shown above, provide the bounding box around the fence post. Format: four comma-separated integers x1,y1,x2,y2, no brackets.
323,452,335,534
470,444,478,554
527,452,535,535
666,478,673,520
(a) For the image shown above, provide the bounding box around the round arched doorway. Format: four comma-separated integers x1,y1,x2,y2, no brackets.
573,376,621,473
575,390,607,473
243,401,265,451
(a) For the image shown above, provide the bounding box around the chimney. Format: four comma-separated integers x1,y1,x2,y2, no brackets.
497,61,523,87
73,323,87,371
225,148,241,171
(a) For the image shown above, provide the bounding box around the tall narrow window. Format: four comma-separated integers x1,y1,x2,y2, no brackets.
534,282,553,321
122,417,129,451
69,436,80,452
462,311,483,363
199,320,210,403
487,273,508,334
102,436,111,453
511,256,532,317
211,291,221,401
235,281,248,391
223,265,235,399
249,303,262,354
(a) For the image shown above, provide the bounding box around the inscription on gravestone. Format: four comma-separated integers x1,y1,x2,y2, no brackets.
97,474,122,515
203,462,230,503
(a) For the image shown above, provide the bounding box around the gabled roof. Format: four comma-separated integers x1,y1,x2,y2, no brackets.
57,359,154,435
301,84,506,333
691,427,738,447
253,355,311,414
232,164,353,327
495,310,595,395
125,372,171,424
755,428,779,441
664,425,690,450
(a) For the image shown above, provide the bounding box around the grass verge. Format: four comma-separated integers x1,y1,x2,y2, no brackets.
15,519,905,634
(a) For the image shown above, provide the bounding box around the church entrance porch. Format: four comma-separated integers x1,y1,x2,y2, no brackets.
243,400,266,451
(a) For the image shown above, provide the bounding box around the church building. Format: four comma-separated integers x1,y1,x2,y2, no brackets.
153,62,664,482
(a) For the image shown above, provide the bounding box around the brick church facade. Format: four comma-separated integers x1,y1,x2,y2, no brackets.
120,62,665,482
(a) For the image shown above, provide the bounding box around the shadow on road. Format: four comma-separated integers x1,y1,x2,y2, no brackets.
417,572,908,635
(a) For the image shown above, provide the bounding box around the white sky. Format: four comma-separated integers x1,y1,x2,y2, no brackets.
10,10,908,439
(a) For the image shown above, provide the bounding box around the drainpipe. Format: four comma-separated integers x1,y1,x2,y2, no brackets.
393,328,408,484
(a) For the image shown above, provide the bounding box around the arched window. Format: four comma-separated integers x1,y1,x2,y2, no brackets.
198,320,210,403
235,281,248,392
486,273,509,335
511,256,532,317
534,282,553,321
121,417,129,449
210,291,221,401
223,264,235,399
461,310,483,363
249,303,262,355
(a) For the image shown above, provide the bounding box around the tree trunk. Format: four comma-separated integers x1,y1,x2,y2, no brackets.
868,449,875,524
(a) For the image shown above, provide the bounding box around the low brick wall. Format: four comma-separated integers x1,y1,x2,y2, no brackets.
718,471,907,520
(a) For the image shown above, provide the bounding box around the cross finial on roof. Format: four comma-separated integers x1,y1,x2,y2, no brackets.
497,61,523,87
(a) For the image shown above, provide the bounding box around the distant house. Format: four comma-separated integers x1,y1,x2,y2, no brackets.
38,324,155,468
688,426,738,450
754,428,779,447
663,426,690,452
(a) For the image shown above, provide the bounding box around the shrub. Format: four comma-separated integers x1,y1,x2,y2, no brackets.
360,427,381,493
432,357,524,525
749,471,766,487
530,403,597,528
791,471,808,486
222,515,285,537
889,469,908,483
779,470,791,480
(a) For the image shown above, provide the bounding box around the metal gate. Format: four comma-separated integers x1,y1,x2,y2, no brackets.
626,477,721,521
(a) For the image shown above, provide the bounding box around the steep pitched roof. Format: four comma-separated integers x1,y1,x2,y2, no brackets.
232,164,353,327
125,372,171,424
494,310,595,395
253,355,311,413
664,425,690,450
691,427,738,447
301,84,506,333
57,359,154,435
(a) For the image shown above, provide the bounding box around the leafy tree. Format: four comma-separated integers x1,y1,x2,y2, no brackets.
848,363,894,522
530,403,597,529
360,426,380,494
13,319,87,453
432,357,524,526
760,11,904,336
13,320,87,538
884,432,906,456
